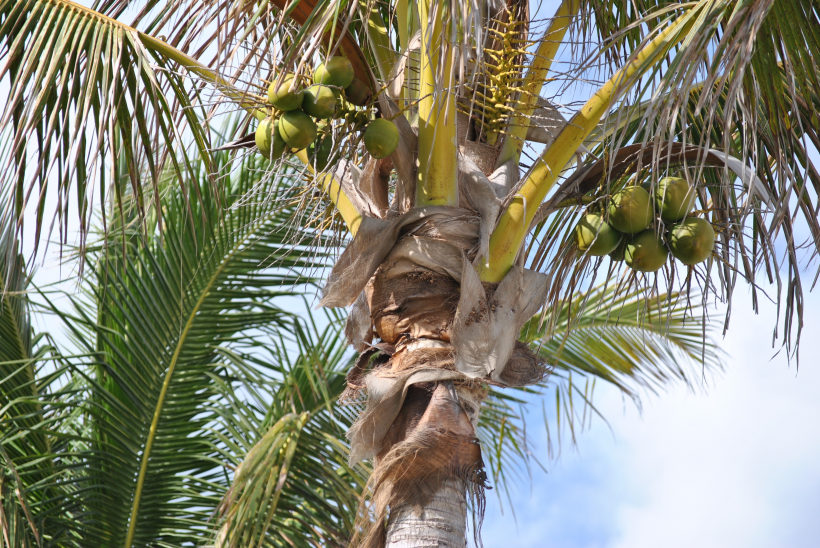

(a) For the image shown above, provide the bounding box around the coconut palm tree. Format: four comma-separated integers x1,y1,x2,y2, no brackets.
1,0,817,545
0,135,719,548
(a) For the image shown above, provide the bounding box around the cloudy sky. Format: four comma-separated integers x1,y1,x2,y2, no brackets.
481,286,820,548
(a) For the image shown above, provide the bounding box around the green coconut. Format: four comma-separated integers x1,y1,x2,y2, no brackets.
255,117,273,159
302,85,337,119
279,110,317,150
344,78,373,106
314,56,354,88
308,137,334,171
574,214,622,256
270,119,288,160
363,119,399,159
608,186,654,234
268,75,304,111
655,176,696,222
668,217,715,265
625,229,669,272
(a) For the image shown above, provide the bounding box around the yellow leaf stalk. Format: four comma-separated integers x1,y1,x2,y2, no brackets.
416,0,459,206
480,12,696,282
359,0,397,81
494,0,581,168
295,149,363,235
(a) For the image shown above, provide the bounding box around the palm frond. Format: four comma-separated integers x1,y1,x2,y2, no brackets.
209,312,368,548
479,284,722,495
0,0,218,257
18,141,326,546
525,0,820,352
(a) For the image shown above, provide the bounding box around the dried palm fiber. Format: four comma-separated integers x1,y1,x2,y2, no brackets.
320,206,472,308
346,286,376,352
346,219,549,462
453,260,549,383
350,383,488,548
347,357,466,465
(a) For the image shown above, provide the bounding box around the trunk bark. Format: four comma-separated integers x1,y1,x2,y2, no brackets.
385,478,467,548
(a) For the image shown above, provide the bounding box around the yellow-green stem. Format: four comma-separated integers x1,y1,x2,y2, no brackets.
416,0,458,206
480,12,695,282
397,0,409,52
359,0,397,81
495,0,581,168
138,34,267,121
295,149,363,235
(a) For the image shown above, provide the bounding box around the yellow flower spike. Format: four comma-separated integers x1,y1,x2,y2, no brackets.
495,0,581,169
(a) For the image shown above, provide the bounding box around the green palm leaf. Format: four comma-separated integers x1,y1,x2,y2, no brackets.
0,0,224,255
480,285,722,499
24,143,322,546
209,314,367,548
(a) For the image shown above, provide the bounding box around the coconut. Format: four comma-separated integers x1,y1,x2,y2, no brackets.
308,137,333,171
655,176,696,222
668,217,715,265
269,118,288,160
302,85,337,119
363,119,399,159
625,229,669,272
574,214,622,256
279,110,317,150
268,75,304,111
255,117,273,159
314,56,354,88
608,186,654,234
344,78,373,106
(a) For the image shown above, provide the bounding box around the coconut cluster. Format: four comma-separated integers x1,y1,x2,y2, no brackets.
255,56,399,169
574,177,716,272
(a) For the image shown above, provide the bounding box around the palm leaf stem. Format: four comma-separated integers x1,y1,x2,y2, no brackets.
416,0,458,206
294,149,362,234
357,0,397,81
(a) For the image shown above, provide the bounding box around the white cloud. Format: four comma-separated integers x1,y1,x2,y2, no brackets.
481,289,820,548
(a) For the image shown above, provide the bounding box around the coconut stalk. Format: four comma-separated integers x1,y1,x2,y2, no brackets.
4,0,819,547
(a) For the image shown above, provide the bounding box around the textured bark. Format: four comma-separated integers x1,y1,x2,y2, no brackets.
385,478,467,548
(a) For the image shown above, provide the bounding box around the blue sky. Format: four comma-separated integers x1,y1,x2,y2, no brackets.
481,287,820,547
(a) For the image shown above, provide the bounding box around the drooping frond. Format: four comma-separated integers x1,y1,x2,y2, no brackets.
209,313,368,548
520,0,820,352
0,0,218,257
479,284,722,499
20,143,327,546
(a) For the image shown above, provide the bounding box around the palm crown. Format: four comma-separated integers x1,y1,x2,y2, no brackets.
1,0,817,545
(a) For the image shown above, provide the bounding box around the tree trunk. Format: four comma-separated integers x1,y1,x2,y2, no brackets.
385,478,467,548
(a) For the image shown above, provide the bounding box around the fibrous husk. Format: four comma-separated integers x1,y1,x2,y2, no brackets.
344,287,374,352
452,261,550,385
347,360,466,465
459,155,503,267
350,382,487,548
500,340,551,387
320,206,470,308
371,269,460,344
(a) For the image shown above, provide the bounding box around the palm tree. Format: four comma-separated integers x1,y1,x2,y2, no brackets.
2,0,817,545
0,135,719,548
